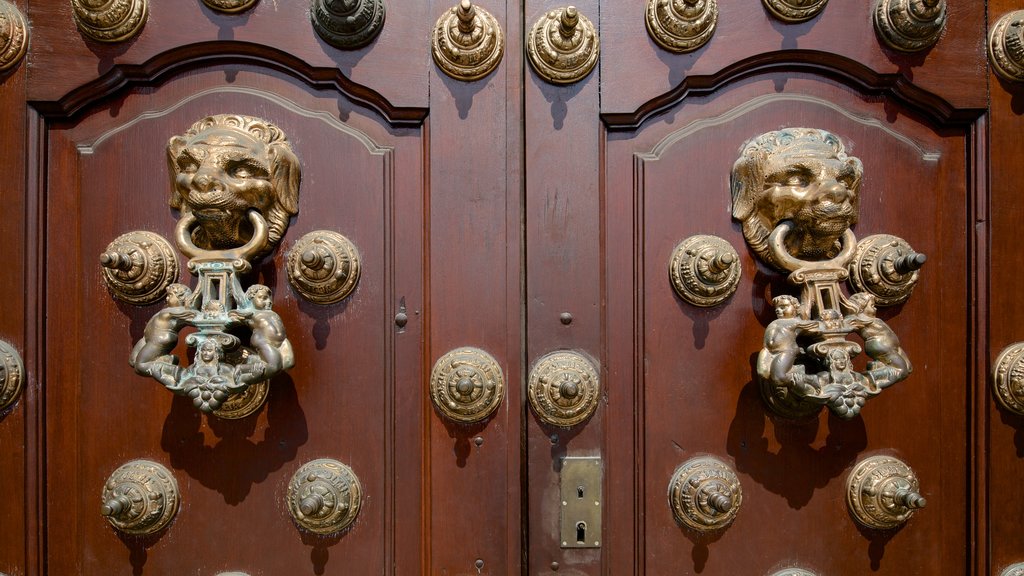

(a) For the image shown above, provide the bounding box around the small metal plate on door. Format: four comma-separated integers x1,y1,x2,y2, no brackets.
560,456,602,548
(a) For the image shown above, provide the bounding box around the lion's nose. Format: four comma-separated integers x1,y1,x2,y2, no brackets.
815,178,849,203
193,173,223,192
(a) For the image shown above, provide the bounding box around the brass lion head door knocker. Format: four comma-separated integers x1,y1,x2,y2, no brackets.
733,128,923,419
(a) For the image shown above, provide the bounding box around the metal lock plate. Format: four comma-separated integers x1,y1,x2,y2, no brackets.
560,457,602,548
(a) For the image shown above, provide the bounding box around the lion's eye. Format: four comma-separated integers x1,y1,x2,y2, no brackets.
232,166,251,178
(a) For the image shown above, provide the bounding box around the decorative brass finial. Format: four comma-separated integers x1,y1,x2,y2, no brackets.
873,0,946,53
668,456,742,533
847,455,926,529
101,460,180,535
645,0,717,53
432,0,505,81
72,0,149,43
287,459,362,534
527,6,599,85
668,235,741,307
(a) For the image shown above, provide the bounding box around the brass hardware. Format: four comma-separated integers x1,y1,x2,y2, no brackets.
310,0,386,50
287,459,362,535
527,6,599,85
668,234,741,307
993,343,1024,415
559,457,602,548
212,379,269,419
528,351,600,428
848,234,926,306
873,0,946,53
0,339,24,411
770,571,817,576
101,460,179,536
100,231,180,306
645,0,717,54
735,129,913,420
432,1,505,81
201,0,258,13
286,231,361,305
846,455,925,529
1001,564,1024,576
989,11,1024,83
72,0,148,43
761,0,827,23
668,456,742,533
0,1,28,73
430,347,505,423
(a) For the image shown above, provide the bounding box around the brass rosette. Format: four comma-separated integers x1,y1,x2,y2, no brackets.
668,456,742,533
645,0,717,54
201,0,258,13
527,351,600,428
1002,564,1024,576
287,231,361,305
761,0,827,23
873,0,946,53
430,347,505,424
72,0,149,43
310,0,386,50
287,459,363,535
0,339,24,411
0,1,28,73
993,342,1024,416
668,235,741,307
989,11,1024,83
770,571,817,576
848,234,925,306
432,1,505,81
100,460,180,536
527,6,599,85
846,455,926,530
100,231,181,306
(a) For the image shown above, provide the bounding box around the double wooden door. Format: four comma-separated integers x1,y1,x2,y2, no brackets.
0,0,1021,574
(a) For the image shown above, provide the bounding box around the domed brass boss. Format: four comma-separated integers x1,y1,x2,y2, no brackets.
527,6,599,85
0,1,29,73
430,347,505,423
432,0,505,81
989,11,1024,83
72,0,149,43
645,0,717,53
528,350,600,428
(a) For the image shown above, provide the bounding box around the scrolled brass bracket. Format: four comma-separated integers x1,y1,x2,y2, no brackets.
848,234,926,306
989,11,1024,83
645,0,717,54
527,6,599,85
667,456,742,533
100,230,180,305
430,347,505,424
101,460,179,536
287,459,362,535
432,1,505,81
310,0,386,50
669,235,740,307
761,0,827,23
0,1,28,73
846,455,926,529
201,0,258,13
1001,564,1024,576
873,0,946,53
72,0,149,43
286,230,361,305
0,339,24,411
993,343,1024,415
528,351,600,428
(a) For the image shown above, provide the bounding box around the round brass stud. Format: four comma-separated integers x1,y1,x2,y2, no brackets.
873,0,946,53
0,339,24,411
201,0,258,13
528,351,600,428
432,0,505,81
0,1,28,73
668,456,742,533
762,0,827,23
101,460,179,536
846,455,926,530
848,234,925,306
287,459,362,535
989,11,1024,83
645,0,717,54
213,379,269,420
310,0,385,50
100,231,180,306
72,0,149,43
1001,564,1024,576
430,347,505,424
993,342,1024,416
287,231,361,305
669,235,740,307
527,6,599,85
770,571,817,576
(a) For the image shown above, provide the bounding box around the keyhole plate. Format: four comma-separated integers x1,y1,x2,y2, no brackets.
559,456,602,548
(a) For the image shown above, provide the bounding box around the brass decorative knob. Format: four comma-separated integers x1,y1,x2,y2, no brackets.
0,339,24,411
100,231,180,305
1001,564,1024,576
645,0,717,54
72,0,149,43
287,459,362,534
527,6,599,85
310,0,386,50
668,235,741,307
528,351,600,428
848,234,926,306
100,460,180,536
201,0,258,13
993,342,1024,415
846,455,926,530
287,231,361,305
0,0,28,73
762,0,828,23
770,570,817,576
430,347,505,423
432,1,505,81
668,456,742,533
873,0,946,53
989,11,1024,83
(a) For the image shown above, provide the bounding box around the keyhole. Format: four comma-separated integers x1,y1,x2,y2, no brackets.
577,486,585,498
576,521,587,543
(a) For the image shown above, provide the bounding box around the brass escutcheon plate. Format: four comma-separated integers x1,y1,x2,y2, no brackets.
528,351,600,428
430,347,505,424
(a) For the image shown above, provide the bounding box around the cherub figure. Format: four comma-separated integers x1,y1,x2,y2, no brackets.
757,294,820,395
229,284,295,384
847,292,912,388
130,283,197,388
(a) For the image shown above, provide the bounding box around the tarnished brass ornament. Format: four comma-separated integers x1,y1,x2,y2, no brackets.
287,459,362,535
0,1,28,73
432,1,504,81
873,0,946,53
645,0,717,54
668,456,742,533
286,231,361,305
212,375,269,419
668,235,741,307
528,351,600,428
848,234,926,306
100,460,179,536
1001,564,1024,576
770,570,817,576
310,0,386,50
527,6,599,85
0,339,24,411
72,0,149,43
989,11,1024,83
993,342,1024,415
846,455,926,529
430,347,505,423
201,0,258,13
100,231,180,306
761,0,827,23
